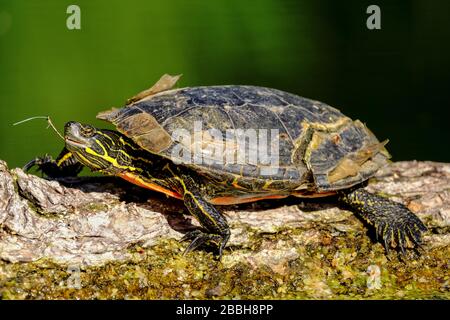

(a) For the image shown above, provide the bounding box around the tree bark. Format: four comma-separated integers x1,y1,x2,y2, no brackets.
1,159,449,267
1,160,450,299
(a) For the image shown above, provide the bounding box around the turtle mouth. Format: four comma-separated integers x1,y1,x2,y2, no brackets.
65,137,88,149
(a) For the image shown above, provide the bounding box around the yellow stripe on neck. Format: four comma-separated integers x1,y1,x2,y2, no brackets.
85,147,142,173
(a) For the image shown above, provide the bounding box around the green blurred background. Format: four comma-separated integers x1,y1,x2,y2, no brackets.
1,0,450,168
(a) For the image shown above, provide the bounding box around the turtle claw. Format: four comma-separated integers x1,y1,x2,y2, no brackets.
375,208,427,257
398,232,407,256
23,154,53,172
179,229,202,243
381,226,393,255
180,229,229,259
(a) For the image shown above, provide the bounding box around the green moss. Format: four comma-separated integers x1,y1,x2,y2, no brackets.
1,226,449,299
81,202,110,212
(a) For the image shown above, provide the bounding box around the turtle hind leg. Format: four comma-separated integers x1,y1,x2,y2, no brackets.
337,187,427,255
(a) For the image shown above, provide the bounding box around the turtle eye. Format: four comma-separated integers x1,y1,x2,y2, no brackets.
82,126,95,137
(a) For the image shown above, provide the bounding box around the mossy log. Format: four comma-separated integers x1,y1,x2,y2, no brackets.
0,160,449,299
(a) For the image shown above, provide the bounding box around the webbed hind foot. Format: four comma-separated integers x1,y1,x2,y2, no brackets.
338,187,427,255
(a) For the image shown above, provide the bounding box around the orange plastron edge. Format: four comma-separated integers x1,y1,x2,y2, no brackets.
118,172,183,200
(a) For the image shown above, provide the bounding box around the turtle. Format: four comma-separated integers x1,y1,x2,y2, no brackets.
25,74,427,258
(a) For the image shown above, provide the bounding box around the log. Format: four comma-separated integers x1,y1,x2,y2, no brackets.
0,160,449,299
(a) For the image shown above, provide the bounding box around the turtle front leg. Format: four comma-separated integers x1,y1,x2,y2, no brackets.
177,174,230,258
24,148,83,178
338,187,427,255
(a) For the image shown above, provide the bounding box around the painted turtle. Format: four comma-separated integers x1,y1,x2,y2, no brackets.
26,74,426,258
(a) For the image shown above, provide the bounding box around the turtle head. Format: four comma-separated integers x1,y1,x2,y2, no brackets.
64,121,132,172
64,121,100,150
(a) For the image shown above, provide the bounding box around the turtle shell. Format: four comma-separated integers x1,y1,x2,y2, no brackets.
98,76,390,193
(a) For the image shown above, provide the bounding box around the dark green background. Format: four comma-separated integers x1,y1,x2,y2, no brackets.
1,0,449,168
